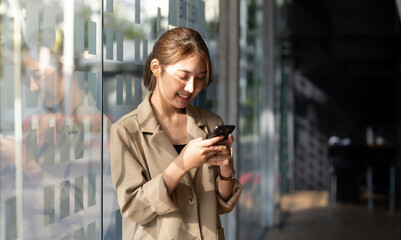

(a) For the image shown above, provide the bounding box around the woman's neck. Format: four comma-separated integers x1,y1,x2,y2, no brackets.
150,91,187,145
150,91,185,121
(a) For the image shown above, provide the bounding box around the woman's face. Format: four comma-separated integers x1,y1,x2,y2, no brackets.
24,55,63,108
155,53,207,110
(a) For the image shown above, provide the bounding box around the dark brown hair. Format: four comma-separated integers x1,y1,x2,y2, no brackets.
143,27,211,90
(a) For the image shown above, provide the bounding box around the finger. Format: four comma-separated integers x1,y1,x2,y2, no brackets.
209,145,227,151
211,150,231,158
228,134,234,142
218,135,234,146
204,135,224,146
205,149,221,158
207,153,230,163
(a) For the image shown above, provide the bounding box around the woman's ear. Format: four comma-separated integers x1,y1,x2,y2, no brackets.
150,59,161,77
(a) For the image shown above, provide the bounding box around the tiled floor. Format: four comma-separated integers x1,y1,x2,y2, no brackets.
263,191,401,240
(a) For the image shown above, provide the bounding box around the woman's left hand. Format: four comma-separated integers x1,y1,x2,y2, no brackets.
206,134,234,177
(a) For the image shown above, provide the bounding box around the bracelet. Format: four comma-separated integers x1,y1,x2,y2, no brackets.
218,168,235,181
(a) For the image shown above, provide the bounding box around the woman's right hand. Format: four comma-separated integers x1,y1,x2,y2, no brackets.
163,136,226,195
177,136,225,172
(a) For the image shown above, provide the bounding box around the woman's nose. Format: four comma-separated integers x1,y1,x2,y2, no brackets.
30,77,39,92
184,78,194,93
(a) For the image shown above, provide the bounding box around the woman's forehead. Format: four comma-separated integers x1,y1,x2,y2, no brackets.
165,53,206,73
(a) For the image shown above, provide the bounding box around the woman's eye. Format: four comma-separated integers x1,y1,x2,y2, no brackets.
196,75,206,81
179,76,188,80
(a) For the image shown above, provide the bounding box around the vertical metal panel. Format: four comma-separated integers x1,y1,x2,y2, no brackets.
5,197,17,239
88,172,96,207
260,0,278,227
88,21,97,55
106,28,114,60
44,185,55,225
60,126,70,163
126,76,132,105
44,127,55,166
75,17,85,53
26,129,38,163
198,1,206,36
116,31,123,62
74,228,84,240
43,8,56,47
134,77,141,108
135,0,141,24
26,3,40,44
135,38,141,64
74,124,84,160
178,0,186,26
3,65,14,109
76,71,85,93
74,176,84,213
60,180,70,219
218,1,240,239
169,0,178,26
142,39,148,63
88,72,97,106
157,8,162,33
87,222,96,240
115,210,122,239
116,75,124,105
107,0,114,13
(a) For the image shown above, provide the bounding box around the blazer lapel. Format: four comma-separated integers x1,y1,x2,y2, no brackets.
186,105,208,179
137,92,178,177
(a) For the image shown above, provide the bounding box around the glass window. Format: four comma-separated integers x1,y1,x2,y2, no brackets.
0,0,221,239
238,0,263,237
238,0,281,237
1,0,103,239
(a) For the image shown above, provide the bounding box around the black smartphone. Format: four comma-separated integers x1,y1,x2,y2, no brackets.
207,125,236,140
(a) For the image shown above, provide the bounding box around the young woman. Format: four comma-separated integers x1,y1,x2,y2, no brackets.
110,27,241,240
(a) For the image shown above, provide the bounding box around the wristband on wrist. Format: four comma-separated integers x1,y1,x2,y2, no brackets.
218,168,235,181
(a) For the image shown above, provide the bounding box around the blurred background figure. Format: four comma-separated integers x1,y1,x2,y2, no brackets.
0,1,107,237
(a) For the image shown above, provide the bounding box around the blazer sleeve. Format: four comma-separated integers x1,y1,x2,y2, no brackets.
208,115,242,214
110,122,179,225
216,179,242,214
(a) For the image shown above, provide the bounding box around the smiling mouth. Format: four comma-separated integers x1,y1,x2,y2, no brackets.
177,93,190,100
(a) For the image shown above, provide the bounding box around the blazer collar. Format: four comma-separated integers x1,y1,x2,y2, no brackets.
137,92,207,135
137,92,160,134
137,92,208,181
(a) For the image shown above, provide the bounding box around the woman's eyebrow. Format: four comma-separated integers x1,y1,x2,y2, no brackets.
176,69,207,75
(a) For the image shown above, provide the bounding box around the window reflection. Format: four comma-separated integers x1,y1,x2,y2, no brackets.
1,0,103,239
1,0,220,239
238,0,265,238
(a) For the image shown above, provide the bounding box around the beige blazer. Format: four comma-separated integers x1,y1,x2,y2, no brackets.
110,92,242,240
